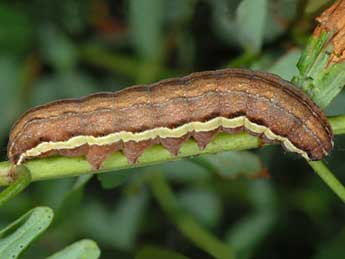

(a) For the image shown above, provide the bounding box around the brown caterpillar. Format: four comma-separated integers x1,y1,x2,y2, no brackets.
7,69,333,170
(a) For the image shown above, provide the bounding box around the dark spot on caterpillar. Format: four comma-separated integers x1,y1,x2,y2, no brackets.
39,136,49,142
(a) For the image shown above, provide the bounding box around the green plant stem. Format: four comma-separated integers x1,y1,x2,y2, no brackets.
0,132,259,186
148,172,235,259
307,160,345,202
0,115,344,187
0,165,31,207
79,44,179,81
328,115,345,135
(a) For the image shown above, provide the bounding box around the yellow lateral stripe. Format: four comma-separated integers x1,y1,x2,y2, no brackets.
18,116,309,164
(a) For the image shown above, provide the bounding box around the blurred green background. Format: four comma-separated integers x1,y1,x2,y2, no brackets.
0,0,345,258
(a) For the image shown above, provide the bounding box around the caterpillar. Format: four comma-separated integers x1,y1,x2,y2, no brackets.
7,69,333,170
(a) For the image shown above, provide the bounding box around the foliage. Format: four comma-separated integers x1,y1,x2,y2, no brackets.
0,207,53,259
0,1,344,259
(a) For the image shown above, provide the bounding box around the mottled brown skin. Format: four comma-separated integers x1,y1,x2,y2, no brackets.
8,69,333,169
315,0,345,64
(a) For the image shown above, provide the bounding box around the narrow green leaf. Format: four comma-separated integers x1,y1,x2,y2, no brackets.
31,71,97,105
129,0,163,60
97,169,136,189
164,0,194,23
46,239,100,259
54,174,93,222
236,0,268,52
293,3,345,108
177,188,222,227
81,192,148,251
108,193,148,250
311,62,345,108
325,91,345,116
0,207,53,259
226,211,274,258
192,151,263,179
225,181,277,258
296,31,330,77
308,161,345,203
211,0,295,50
149,172,235,259
0,165,31,207
80,44,178,80
135,245,191,259
159,160,210,183
0,57,22,140
305,0,332,14
313,229,345,259
263,0,297,42
268,49,301,81
0,4,32,54
38,24,78,71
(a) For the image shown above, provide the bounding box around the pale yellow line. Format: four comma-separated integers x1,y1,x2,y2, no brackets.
18,116,309,164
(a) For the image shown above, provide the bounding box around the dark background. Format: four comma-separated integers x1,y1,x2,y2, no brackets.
0,0,345,258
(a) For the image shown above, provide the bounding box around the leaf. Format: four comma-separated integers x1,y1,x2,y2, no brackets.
0,165,31,208
31,71,97,106
164,0,195,23
248,181,276,211
177,188,222,228
263,0,298,42
0,207,53,259
38,24,78,71
78,202,109,244
268,49,301,81
226,211,275,259
209,0,242,47
324,91,345,116
175,31,195,70
55,174,93,222
108,193,148,250
305,0,332,14
235,0,268,52
149,172,235,259
193,151,264,179
135,245,191,259
97,169,137,190
211,0,295,52
46,239,100,259
250,53,275,71
158,160,211,183
0,4,33,54
80,192,148,251
0,56,22,140
313,229,345,259
129,0,163,60
33,178,76,210
225,181,277,259
56,0,89,34
293,3,345,108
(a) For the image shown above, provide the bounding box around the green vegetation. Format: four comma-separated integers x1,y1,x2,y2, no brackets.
0,1,345,259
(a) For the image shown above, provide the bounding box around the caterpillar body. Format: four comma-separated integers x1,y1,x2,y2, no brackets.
8,69,333,169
